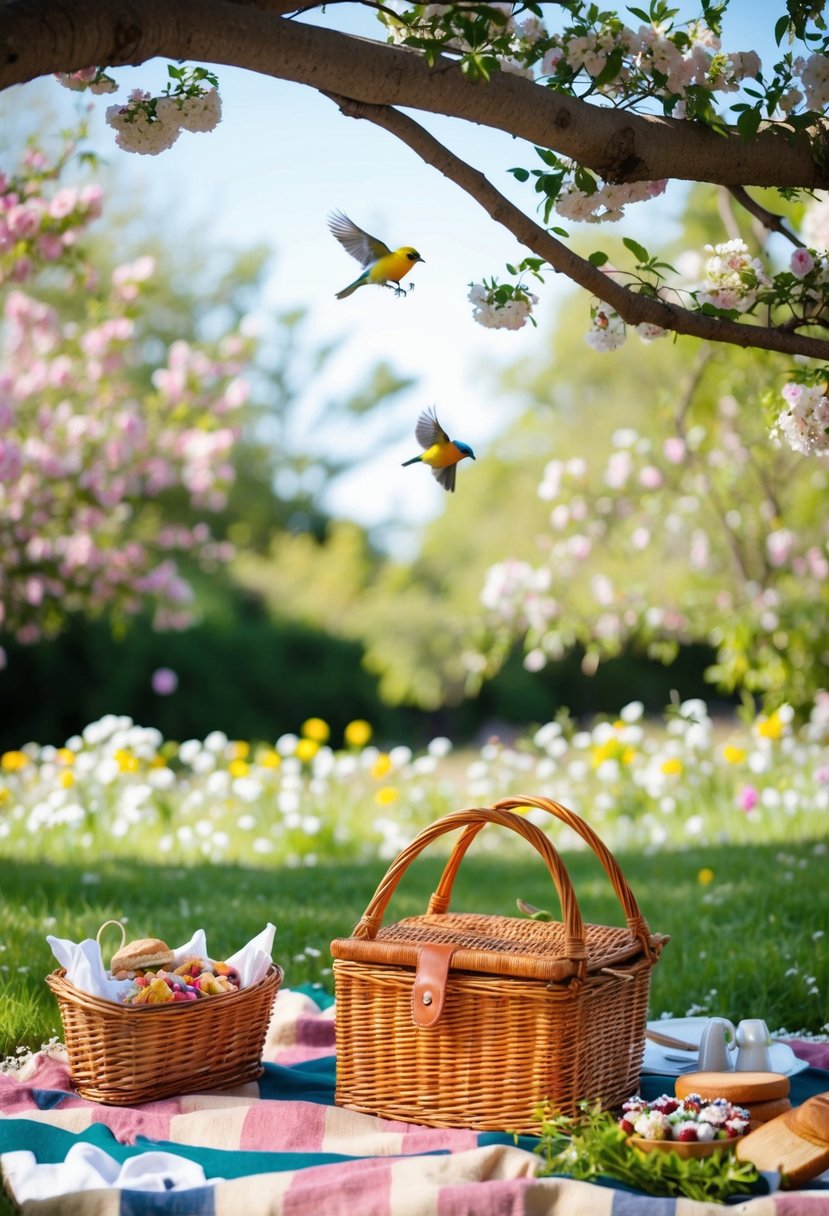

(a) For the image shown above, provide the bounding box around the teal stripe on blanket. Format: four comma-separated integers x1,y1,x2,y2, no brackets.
0,1119,138,1162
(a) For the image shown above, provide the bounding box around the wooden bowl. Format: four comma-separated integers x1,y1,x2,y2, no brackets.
628,1135,744,1159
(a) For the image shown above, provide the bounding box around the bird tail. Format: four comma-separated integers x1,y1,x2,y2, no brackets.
401,456,421,467
335,274,366,300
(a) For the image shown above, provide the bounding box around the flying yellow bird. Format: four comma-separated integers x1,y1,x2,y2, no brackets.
402,407,476,493
328,212,424,299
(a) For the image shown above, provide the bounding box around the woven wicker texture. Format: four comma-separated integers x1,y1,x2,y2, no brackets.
46,964,282,1105
332,797,667,1131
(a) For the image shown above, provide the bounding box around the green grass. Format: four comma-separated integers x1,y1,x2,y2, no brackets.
1,837,827,1058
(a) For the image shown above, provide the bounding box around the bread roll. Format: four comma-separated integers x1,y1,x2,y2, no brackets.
110,937,174,973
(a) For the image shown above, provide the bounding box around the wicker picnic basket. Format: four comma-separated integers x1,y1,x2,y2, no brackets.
46,936,282,1105
331,795,668,1132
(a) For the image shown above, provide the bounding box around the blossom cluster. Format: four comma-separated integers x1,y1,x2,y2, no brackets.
467,281,538,330
773,381,829,456
54,68,117,95
0,134,252,646
55,64,222,156
695,238,772,314
556,179,667,226
105,86,222,156
1,143,103,288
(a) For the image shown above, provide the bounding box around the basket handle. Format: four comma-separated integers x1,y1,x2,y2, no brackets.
351,806,588,970
95,920,127,963
429,795,659,961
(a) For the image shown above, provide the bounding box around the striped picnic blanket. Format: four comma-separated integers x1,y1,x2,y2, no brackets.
1,987,827,1215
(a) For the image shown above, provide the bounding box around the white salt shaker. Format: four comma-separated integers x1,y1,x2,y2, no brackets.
735,1019,772,1071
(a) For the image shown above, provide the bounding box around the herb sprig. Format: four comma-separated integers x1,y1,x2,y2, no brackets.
534,1102,764,1204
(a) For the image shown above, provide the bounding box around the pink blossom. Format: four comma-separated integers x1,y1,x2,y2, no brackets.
738,785,759,812
151,667,179,695
663,436,686,464
790,248,815,279
639,465,663,489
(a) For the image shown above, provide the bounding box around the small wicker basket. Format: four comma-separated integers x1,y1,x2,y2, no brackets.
331,796,668,1132
46,924,282,1105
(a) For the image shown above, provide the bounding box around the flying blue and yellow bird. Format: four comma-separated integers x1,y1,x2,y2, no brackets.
328,211,424,299
402,408,476,493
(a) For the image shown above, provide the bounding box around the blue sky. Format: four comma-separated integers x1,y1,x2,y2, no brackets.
1,1,786,536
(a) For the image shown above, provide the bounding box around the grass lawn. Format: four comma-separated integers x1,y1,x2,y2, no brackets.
1,835,826,1058
2,702,828,1058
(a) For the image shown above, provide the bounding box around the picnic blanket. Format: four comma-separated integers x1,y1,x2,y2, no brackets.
1,986,828,1215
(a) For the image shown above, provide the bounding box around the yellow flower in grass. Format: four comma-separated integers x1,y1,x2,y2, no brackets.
697,868,715,886
1,751,29,772
256,747,281,770
344,719,372,748
59,771,75,789
0,787,9,806
295,738,319,764
371,753,392,780
722,744,746,765
114,749,139,774
375,786,399,806
55,748,75,766
228,758,249,778
756,711,784,741
660,757,683,776
230,740,250,761
592,737,635,768
301,718,330,744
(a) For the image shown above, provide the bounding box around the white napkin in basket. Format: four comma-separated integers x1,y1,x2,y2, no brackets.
46,923,276,1003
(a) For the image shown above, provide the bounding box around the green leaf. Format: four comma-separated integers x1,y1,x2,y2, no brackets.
623,237,650,264
588,250,610,267
736,106,762,141
594,46,624,89
509,167,530,182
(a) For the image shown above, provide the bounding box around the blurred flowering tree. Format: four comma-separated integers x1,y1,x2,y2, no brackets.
478,280,829,711
0,127,254,653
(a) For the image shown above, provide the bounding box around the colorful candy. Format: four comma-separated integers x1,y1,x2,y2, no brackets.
121,957,241,1005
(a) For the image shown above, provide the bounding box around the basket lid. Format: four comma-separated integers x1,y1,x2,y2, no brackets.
331,911,655,982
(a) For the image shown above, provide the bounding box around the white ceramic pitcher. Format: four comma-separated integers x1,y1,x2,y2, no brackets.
697,1017,737,1071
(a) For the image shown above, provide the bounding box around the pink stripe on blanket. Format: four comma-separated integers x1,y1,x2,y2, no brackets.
437,1178,535,1216
88,1099,180,1144
240,1098,327,1151
284,1156,392,1216
787,1040,829,1070
774,1195,829,1214
399,1125,479,1155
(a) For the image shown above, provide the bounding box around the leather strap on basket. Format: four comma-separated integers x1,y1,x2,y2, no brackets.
351,807,587,976
429,795,661,964
411,942,456,1028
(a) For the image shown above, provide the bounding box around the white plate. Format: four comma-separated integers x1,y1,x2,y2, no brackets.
643,1016,809,1077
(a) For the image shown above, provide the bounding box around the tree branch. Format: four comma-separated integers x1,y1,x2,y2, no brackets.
728,186,806,249
325,94,829,361
2,0,829,191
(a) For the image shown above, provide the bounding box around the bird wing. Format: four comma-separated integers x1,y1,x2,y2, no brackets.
415,407,449,450
433,463,457,492
328,212,392,266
